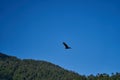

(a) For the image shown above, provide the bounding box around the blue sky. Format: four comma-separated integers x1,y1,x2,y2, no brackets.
0,0,120,75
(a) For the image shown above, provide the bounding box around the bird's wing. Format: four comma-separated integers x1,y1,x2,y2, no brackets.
63,42,69,48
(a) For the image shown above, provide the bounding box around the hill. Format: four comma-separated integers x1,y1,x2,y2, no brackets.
0,52,120,80
0,53,85,80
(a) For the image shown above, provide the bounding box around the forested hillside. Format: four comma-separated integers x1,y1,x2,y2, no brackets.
0,52,120,80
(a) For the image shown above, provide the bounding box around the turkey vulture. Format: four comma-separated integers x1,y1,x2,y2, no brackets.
63,42,71,49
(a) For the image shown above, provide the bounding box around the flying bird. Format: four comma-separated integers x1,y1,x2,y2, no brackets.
63,42,71,49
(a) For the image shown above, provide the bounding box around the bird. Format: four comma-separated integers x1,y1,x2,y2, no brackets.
63,42,71,49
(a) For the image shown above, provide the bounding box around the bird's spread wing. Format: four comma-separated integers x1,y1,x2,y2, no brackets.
63,42,71,49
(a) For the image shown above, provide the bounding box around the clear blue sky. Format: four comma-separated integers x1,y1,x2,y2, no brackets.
0,0,120,75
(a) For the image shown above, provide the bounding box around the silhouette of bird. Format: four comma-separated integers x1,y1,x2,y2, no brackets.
63,42,71,49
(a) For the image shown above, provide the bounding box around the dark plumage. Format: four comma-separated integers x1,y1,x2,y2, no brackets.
63,42,71,49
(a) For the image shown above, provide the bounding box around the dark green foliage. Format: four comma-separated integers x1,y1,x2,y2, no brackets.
0,52,120,80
